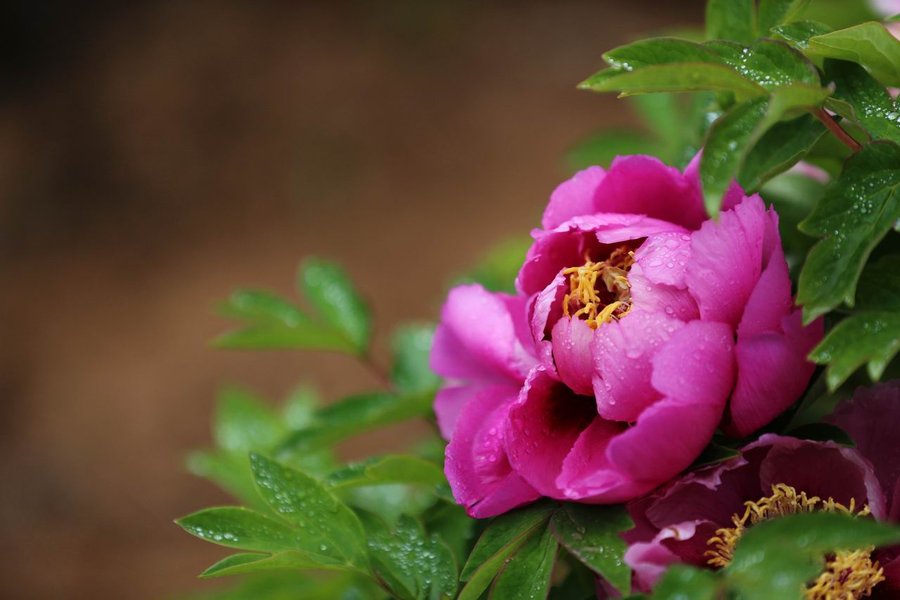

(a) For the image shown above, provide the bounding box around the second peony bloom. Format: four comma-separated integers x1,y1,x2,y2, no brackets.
431,155,823,518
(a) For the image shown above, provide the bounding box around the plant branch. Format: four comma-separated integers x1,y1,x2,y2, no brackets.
814,108,862,152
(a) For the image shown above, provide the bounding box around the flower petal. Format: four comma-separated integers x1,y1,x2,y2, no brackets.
431,284,534,383
828,381,900,517
685,195,768,329
736,210,792,338
551,317,595,396
542,166,606,229
723,310,821,437
757,436,886,518
633,231,693,288
506,367,596,498
591,311,680,422
650,320,736,405
595,155,708,230
445,385,540,518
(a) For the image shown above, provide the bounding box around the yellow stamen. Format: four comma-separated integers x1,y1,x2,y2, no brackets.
706,484,884,599
561,246,635,329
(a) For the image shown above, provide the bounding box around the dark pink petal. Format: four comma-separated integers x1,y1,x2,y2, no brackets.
625,524,689,592
529,271,567,347
431,284,534,383
595,155,708,230
723,310,822,437
758,436,886,518
736,210,792,338
542,166,606,229
633,231,693,288
434,385,474,438
685,195,768,329
650,320,736,405
591,311,681,422
558,417,625,496
829,381,900,517
506,367,596,498
445,385,540,518
602,397,727,499
551,317,595,396
517,214,683,296
629,264,700,322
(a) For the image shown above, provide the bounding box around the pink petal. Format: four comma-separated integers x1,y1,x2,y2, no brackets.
736,210,792,338
550,317,595,396
431,284,534,383
505,368,596,498
591,311,681,422
685,195,769,329
558,417,626,497
633,231,693,288
542,166,606,229
650,320,736,405
624,525,689,592
434,385,474,439
595,155,708,230
723,309,821,437
445,385,540,518
629,263,700,322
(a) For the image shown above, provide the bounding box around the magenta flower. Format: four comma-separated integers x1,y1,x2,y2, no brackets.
624,382,900,598
431,154,822,517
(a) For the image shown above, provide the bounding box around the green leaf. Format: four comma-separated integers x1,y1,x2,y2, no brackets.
215,285,355,352
200,551,346,578
739,114,827,192
757,0,812,32
489,526,557,600
603,38,721,70
856,254,900,311
797,142,900,321
807,22,900,86
458,503,555,600
809,311,900,389
725,512,900,600
771,20,833,48
823,60,900,145
706,0,756,44
281,385,320,430
579,63,765,98
423,502,475,568
701,97,770,216
214,387,285,453
708,39,821,90
390,325,440,394
652,565,720,600
326,455,445,489
549,504,632,594
276,390,434,454
363,514,458,600
177,506,301,553
299,259,371,354
248,453,368,567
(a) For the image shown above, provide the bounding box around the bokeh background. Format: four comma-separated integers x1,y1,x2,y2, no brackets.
0,1,706,597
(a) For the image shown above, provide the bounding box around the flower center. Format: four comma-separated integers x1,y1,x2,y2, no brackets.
562,246,635,329
706,484,885,600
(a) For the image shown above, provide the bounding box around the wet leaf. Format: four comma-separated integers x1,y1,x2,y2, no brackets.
739,114,827,192
177,506,301,553
299,259,371,354
797,142,900,321
248,453,368,567
823,60,900,145
391,325,440,394
326,455,445,489
549,504,632,594
706,0,755,43
807,22,900,86
489,526,558,600
579,63,765,98
757,0,813,32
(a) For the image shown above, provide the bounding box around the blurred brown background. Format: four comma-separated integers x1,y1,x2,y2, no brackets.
0,1,703,598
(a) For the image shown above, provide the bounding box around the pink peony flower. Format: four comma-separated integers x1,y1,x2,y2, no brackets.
431,155,822,517
624,382,900,597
